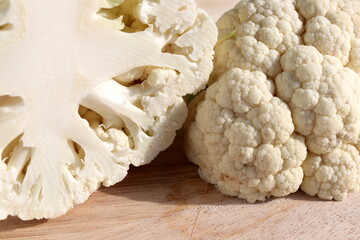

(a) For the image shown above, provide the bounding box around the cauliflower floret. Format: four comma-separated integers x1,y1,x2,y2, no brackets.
302,144,360,200
185,69,307,203
297,0,360,72
186,0,360,202
304,15,352,65
277,45,360,200
349,39,360,72
277,45,360,155
212,0,303,83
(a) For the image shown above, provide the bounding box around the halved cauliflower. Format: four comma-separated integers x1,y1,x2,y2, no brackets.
185,0,360,202
0,0,217,220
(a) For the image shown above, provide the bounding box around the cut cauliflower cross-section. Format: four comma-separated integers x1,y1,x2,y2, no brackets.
0,0,217,220
185,69,307,203
185,0,360,202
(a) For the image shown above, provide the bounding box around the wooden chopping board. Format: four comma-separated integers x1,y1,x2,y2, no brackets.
1,1,360,239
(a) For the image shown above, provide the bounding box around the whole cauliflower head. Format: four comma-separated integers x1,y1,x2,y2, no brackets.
0,0,217,220
185,0,360,202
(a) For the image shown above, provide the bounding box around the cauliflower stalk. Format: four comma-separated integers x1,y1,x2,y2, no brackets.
0,0,217,220
185,0,360,202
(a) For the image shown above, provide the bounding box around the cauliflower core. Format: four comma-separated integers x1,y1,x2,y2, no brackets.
185,0,360,202
0,0,217,220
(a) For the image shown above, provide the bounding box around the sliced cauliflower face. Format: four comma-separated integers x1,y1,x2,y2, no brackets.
185,0,360,202
0,0,217,220
185,69,307,203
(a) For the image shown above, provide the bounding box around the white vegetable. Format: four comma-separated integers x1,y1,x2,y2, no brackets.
279,45,360,200
185,0,360,202
186,69,307,203
0,0,217,220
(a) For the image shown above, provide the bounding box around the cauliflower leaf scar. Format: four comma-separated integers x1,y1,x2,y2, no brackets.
185,0,360,202
0,0,217,220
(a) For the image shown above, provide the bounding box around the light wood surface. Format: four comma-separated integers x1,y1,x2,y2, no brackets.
1,1,360,240
1,136,360,240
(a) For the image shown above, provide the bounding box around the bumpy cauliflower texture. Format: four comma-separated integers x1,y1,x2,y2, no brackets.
186,69,307,202
185,0,360,202
0,0,217,220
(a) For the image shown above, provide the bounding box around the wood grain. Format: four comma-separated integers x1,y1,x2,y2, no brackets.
1,136,360,240
1,1,360,240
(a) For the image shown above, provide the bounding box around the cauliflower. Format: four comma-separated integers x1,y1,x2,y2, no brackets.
0,0,217,220
186,69,307,202
211,0,303,83
185,0,360,202
278,45,360,200
302,144,360,201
